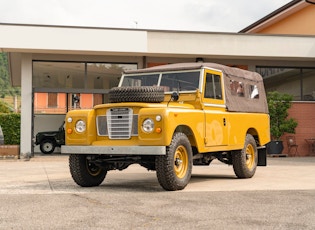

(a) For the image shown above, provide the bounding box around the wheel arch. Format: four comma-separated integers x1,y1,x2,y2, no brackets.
40,137,56,144
174,125,197,149
247,128,260,146
247,128,267,167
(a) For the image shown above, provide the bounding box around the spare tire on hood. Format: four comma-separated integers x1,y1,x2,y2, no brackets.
109,86,165,103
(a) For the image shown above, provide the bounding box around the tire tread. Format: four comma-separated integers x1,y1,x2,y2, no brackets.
155,132,192,191
69,154,107,187
109,86,164,103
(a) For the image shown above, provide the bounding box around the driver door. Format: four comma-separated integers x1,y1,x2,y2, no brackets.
203,69,228,147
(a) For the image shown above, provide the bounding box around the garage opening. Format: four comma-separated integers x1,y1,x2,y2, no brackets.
32,61,137,154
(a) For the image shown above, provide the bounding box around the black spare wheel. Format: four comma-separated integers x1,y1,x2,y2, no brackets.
109,86,165,103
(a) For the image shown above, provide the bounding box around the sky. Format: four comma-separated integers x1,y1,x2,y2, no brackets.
0,0,293,32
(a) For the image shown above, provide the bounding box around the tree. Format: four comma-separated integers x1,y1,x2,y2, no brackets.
0,100,12,113
267,91,298,140
0,52,21,97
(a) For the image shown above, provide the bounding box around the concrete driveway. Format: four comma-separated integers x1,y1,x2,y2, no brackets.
0,155,314,229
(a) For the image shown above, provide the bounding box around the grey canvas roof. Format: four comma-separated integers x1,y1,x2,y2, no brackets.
125,63,261,81
125,63,268,114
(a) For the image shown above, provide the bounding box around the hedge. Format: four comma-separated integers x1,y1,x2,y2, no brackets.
0,113,20,144
0,100,12,113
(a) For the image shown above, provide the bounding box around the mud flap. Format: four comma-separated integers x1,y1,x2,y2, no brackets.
257,147,267,166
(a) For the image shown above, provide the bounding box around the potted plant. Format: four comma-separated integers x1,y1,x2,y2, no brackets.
267,91,298,154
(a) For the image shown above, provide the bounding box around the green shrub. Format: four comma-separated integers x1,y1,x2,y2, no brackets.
267,91,298,141
0,100,12,113
0,113,20,144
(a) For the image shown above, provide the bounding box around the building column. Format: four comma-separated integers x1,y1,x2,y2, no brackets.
20,53,32,158
247,65,256,72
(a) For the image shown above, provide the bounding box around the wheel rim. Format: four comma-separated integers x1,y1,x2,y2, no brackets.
174,145,188,179
86,160,102,176
43,142,53,152
245,144,255,169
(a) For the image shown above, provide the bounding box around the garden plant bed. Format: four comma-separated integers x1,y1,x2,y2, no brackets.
0,145,20,159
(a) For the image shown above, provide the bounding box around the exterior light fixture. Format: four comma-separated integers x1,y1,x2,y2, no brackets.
196,57,204,63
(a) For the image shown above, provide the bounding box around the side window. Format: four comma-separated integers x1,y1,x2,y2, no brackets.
230,80,259,99
237,82,244,97
205,73,222,99
250,85,259,99
230,80,244,97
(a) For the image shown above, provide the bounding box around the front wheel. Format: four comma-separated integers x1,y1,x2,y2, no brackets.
69,154,107,187
232,134,258,178
155,132,192,191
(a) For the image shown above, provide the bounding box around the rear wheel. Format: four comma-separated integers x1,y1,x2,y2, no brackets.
232,134,258,178
40,139,56,154
155,132,192,191
69,154,107,187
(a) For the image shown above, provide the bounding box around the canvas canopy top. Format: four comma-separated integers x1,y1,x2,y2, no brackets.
125,63,268,114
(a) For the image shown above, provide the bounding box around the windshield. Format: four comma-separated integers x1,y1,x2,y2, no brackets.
120,70,201,92
121,74,160,87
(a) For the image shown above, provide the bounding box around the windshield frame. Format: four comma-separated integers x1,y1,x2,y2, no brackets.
118,69,202,93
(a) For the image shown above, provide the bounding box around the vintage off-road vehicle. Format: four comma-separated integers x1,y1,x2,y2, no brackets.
35,122,65,154
61,63,270,191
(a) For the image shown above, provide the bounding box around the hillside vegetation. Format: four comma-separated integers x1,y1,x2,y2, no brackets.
0,53,21,112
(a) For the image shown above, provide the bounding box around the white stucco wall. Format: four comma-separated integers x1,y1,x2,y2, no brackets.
20,53,32,157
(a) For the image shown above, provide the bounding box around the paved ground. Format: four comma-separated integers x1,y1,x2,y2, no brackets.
0,155,314,229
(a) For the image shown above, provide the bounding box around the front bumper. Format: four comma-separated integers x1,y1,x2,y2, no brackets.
61,145,166,155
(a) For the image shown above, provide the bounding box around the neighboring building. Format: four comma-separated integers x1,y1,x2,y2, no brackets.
241,0,315,156
240,0,315,35
0,0,314,156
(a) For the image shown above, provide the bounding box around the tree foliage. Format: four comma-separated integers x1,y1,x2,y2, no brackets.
0,52,20,97
0,100,12,113
267,91,298,140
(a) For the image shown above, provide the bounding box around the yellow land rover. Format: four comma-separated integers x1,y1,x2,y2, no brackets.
62,63,270,191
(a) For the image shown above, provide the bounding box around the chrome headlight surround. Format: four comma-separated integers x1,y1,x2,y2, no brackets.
142,118,154,133
75,120,86,133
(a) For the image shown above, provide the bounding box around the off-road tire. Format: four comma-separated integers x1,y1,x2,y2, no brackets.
40,139,56,154
232,134,258,178
109,86,164,103
155,132,192,191
69,154,107,187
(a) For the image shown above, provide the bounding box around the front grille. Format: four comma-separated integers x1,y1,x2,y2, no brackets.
97,108,138,139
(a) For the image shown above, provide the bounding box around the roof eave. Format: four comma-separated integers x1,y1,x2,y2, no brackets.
239,0,305,33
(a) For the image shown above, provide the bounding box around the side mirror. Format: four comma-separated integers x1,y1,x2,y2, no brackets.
171,92,179,102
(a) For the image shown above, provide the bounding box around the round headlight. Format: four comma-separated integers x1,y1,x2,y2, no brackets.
75,120,86,133
142,118,154,133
